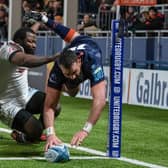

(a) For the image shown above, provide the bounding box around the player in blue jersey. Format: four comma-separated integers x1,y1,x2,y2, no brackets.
28,12,106,151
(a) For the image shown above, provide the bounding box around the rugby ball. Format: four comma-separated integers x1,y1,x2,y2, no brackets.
44,144,70,163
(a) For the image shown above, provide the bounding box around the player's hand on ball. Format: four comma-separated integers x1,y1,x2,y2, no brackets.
70,130,88,146
44,144,70,163
45,134,62,151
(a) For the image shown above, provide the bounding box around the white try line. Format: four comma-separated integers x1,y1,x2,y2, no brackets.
0,128,12,134
0,128,167,168
0,156,109,160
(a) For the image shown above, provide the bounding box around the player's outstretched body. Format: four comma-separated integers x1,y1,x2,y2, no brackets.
28,11,106,151
0,25,61,144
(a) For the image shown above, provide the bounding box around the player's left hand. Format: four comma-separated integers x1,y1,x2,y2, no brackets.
70,130,89,146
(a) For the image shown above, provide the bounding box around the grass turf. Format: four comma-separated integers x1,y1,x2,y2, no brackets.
0,96,168,168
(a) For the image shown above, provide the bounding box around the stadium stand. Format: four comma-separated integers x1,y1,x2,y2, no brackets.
1,1,168,70
35,29,168,70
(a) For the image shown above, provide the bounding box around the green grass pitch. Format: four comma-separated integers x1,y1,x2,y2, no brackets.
0,96,168,168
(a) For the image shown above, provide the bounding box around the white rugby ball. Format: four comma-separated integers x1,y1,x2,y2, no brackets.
44,144,70,162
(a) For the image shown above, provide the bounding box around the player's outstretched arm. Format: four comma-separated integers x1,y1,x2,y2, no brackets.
86,80,106,125
44,87,63,151
41,14,79,43
10,51,60,68
71,80,106,146
26,11,79,43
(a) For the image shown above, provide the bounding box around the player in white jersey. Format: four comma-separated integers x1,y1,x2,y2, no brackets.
0,27,60,143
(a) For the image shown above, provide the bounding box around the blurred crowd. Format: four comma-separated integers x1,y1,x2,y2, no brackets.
0,0,64,40
0,0,168,40
0,0,8,40
122,6,165,31
78,0,167,32
22,0,63,30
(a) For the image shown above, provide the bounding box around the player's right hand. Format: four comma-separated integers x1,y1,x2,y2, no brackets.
45,134,62,151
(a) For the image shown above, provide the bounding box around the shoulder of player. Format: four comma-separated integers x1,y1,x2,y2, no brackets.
7,41,24,51
70,35,92,45
0,41,24,61
0,41,24,54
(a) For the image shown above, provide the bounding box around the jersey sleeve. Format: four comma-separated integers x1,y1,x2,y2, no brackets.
46,18,76,43
0,41,23,61
90,64,105,86
47,62,64,90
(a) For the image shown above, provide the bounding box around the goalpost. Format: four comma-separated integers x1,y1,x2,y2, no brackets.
108,0,157,158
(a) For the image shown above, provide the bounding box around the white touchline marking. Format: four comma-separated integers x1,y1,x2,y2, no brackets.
0,156,167,168
117,157,167,168
65,144,167,168
0,128,167,168
65,143,106,156
0,156,108,160
0,128,12,134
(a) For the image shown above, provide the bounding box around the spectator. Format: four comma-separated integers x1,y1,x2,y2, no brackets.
0,4,8,41
0,0,8,6
45,0,63,20
22,0,32,14
98,0,114,30
77,14,100,36
33,1,44,12
22,0,34,27
99,0,111,11
54,14,63,24
134,11,150,30
157,0,168,4
22,1,46,29
78,14,97,31
125,6,139,30
145,6,165,30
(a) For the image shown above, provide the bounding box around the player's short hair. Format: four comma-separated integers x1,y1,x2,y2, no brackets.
59,49,77,69
13,27,35,43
